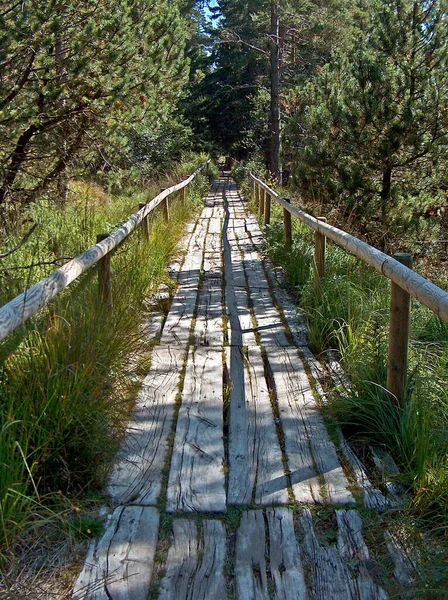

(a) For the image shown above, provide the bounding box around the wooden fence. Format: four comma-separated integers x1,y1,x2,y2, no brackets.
0,160,210,342
247,170,448,405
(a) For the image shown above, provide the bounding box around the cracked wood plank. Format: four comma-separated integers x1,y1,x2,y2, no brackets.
265,346,323,504
267,508,309,600
300,508,388,600
108,346,184,505
72,506,159,600
167,347,226,512
267,346,355,505
223,216,257,347
235,511,270,600
194,253,223,346
227,345,288,506
158,519,226,600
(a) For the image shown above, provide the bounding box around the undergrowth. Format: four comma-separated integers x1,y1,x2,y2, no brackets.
0,156,216,572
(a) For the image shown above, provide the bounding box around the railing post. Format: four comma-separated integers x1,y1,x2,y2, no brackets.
97,234,112,305
139,203,150,242
180,185,187,204
264,191,271,226
161,188,169,222
255,183,260,212
252,178,256,203
260,186,265,218
283,198,292,250
314,217,327,285
387,253,413,407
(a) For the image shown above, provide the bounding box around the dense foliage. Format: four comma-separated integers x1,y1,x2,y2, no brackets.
0,0,192,208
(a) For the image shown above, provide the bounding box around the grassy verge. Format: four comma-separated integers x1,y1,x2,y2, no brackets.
234,168,448,592
0,157,217,570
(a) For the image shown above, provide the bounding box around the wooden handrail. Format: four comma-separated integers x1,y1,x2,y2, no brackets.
0,160,210,341
246,170,448,323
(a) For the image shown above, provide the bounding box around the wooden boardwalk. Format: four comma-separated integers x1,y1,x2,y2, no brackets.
73,177,400,599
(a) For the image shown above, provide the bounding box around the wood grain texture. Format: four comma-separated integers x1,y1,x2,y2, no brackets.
108,346,184,506
194,253,223,346
267,508,309,600
227,345,288,506
267,346,355,505
167,347,226,513
235,511,270,600
300,508,388,600
72,506,159,600
160,217,208,345
158,519,227,600
384,530,416,586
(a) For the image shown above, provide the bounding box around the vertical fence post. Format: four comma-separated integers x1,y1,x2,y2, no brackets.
283,198,292,250
260,186,265,218
180,186,186,204
386,253,413,407
255,183,260,212
160,188,169,222
252,177,256,203
314,217,327,285
139,203,150,242
264,191,271,226
97,234,112,305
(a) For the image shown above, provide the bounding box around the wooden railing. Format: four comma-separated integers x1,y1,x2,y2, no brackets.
0,160,210,342
246,169,448,405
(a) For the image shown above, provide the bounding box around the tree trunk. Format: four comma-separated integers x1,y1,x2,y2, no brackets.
269,1,282,185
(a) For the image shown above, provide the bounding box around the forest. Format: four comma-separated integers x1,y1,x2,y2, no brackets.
1,0,448,597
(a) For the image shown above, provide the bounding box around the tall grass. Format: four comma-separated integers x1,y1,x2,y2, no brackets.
0,157,216,555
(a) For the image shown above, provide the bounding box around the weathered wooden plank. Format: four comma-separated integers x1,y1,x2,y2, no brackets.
227,345,288,506
72,506,159,600
159,519,227,600
235,511,270,600
300,508,388,600
223,218,257,347
336,510,389,600
268,346,355,504
194,253,223,346
167,347,226,512
108,346,184,505
265,346,323,504
160,247,203,345
384,530,416,586
267,508,309,600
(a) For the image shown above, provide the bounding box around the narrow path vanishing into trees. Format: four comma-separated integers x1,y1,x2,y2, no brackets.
72,175,412,600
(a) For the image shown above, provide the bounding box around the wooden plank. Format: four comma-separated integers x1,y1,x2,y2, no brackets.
300,508,388,600
267,508,309,600
384,530,416,586
72,506,159,600
194,253,223,346
227,345,288,506
223,218,257,347
108,346,184,505
265,346,323,504
235,511,269,600
159,520,227,600
336,510,389,600
167,347,226,512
